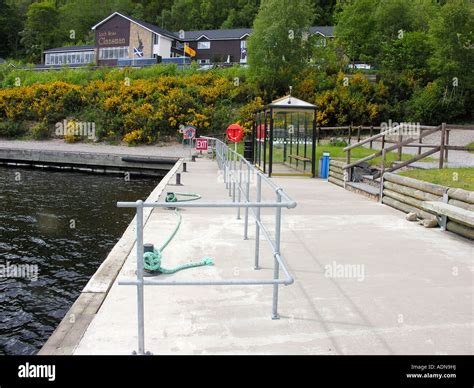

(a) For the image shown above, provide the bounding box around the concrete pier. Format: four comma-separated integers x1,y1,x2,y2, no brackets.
41,156,473,355
0,147,179,177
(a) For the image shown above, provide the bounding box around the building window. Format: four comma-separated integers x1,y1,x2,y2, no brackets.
99,46,129,60
197,41,211,50
154,34,160,45
198,59,210,65
241,40,247,49
46,51,95,65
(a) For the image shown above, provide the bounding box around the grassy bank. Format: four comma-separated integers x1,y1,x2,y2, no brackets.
400,168,474,191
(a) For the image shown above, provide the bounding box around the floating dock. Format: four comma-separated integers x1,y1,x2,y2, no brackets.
40,153,473,355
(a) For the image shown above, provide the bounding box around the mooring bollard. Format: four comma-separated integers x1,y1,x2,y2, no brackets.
175,173,182,186
182,162,187,173
191,155,196,162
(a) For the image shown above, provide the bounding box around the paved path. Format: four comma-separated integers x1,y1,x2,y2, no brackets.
73,158,473,355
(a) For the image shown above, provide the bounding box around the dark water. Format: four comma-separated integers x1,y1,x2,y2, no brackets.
0,166,158,355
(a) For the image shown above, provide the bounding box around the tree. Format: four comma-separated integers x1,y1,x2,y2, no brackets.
20,1,62,63
248,0,315,98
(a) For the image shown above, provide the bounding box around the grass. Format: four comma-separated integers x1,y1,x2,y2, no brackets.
236,143,435,174
468,142,474,154
400,168,474,191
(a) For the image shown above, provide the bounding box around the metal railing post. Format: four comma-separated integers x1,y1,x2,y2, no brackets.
232,151,236,202
135,200,145,355
237,157,243,219
244,163,250,240
254,173,262,270
272,191,282,320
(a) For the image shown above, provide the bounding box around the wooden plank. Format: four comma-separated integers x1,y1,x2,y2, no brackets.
448,188,474,204
383,172,448,196
38,292,105,355
383,146,440,175
446,221,474,240
384,181,441,201
421,201,474,227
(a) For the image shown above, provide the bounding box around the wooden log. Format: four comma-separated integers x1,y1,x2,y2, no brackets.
383,173,448,196
448,199,474,212
446,221,474,240
329,170,344,181
330,160,346,169
421,201,474,228
383,181,441,202
382,196,437,220
328,176,344,187
448,188,474,205
329,165,344,174
383,189,437,213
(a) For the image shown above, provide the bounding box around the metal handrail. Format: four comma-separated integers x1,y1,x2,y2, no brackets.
117,137,297,354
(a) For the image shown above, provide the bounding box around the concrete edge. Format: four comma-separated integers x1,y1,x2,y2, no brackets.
38,158,184,355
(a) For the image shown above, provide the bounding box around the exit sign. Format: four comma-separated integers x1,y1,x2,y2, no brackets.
196,138,209,151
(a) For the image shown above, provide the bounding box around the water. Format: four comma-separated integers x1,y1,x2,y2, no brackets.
0,166,159,355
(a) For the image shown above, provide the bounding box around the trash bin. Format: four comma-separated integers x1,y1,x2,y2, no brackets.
320,152,331,179
243,139,254,163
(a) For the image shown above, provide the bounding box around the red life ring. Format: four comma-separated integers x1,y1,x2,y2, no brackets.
226,124,244,143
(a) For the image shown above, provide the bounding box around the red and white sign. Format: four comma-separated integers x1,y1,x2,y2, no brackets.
226,124,244,143
183,126,196,140
196,138,208,151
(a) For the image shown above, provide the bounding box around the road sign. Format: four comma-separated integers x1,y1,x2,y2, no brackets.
196,138,208,151
183,126,196,140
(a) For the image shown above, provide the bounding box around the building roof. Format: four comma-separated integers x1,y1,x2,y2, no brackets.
91,12,178,40
180,26,334,41
180,28,252,41
266,95,317,113
44,45,95,54
309,26,334,37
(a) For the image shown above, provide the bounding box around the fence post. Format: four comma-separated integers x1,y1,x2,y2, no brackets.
397,132,403,161
357,125,361,143
369,126,373,149
272,191,282,320
418,128,423,156
445,127,450,163
254,173,262,270
348,123,352,145
237,158,242,219
439,123,446,169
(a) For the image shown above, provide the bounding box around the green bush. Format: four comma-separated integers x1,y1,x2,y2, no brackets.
29,121,50,140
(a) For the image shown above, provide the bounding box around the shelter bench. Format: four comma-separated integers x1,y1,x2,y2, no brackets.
288,154,311,169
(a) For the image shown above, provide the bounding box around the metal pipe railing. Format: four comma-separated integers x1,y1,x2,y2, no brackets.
117,137,297,354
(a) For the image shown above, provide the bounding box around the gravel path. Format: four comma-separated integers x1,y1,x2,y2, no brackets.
0,139,194,158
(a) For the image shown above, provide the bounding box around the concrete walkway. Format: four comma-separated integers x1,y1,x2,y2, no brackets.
74,158,473,355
